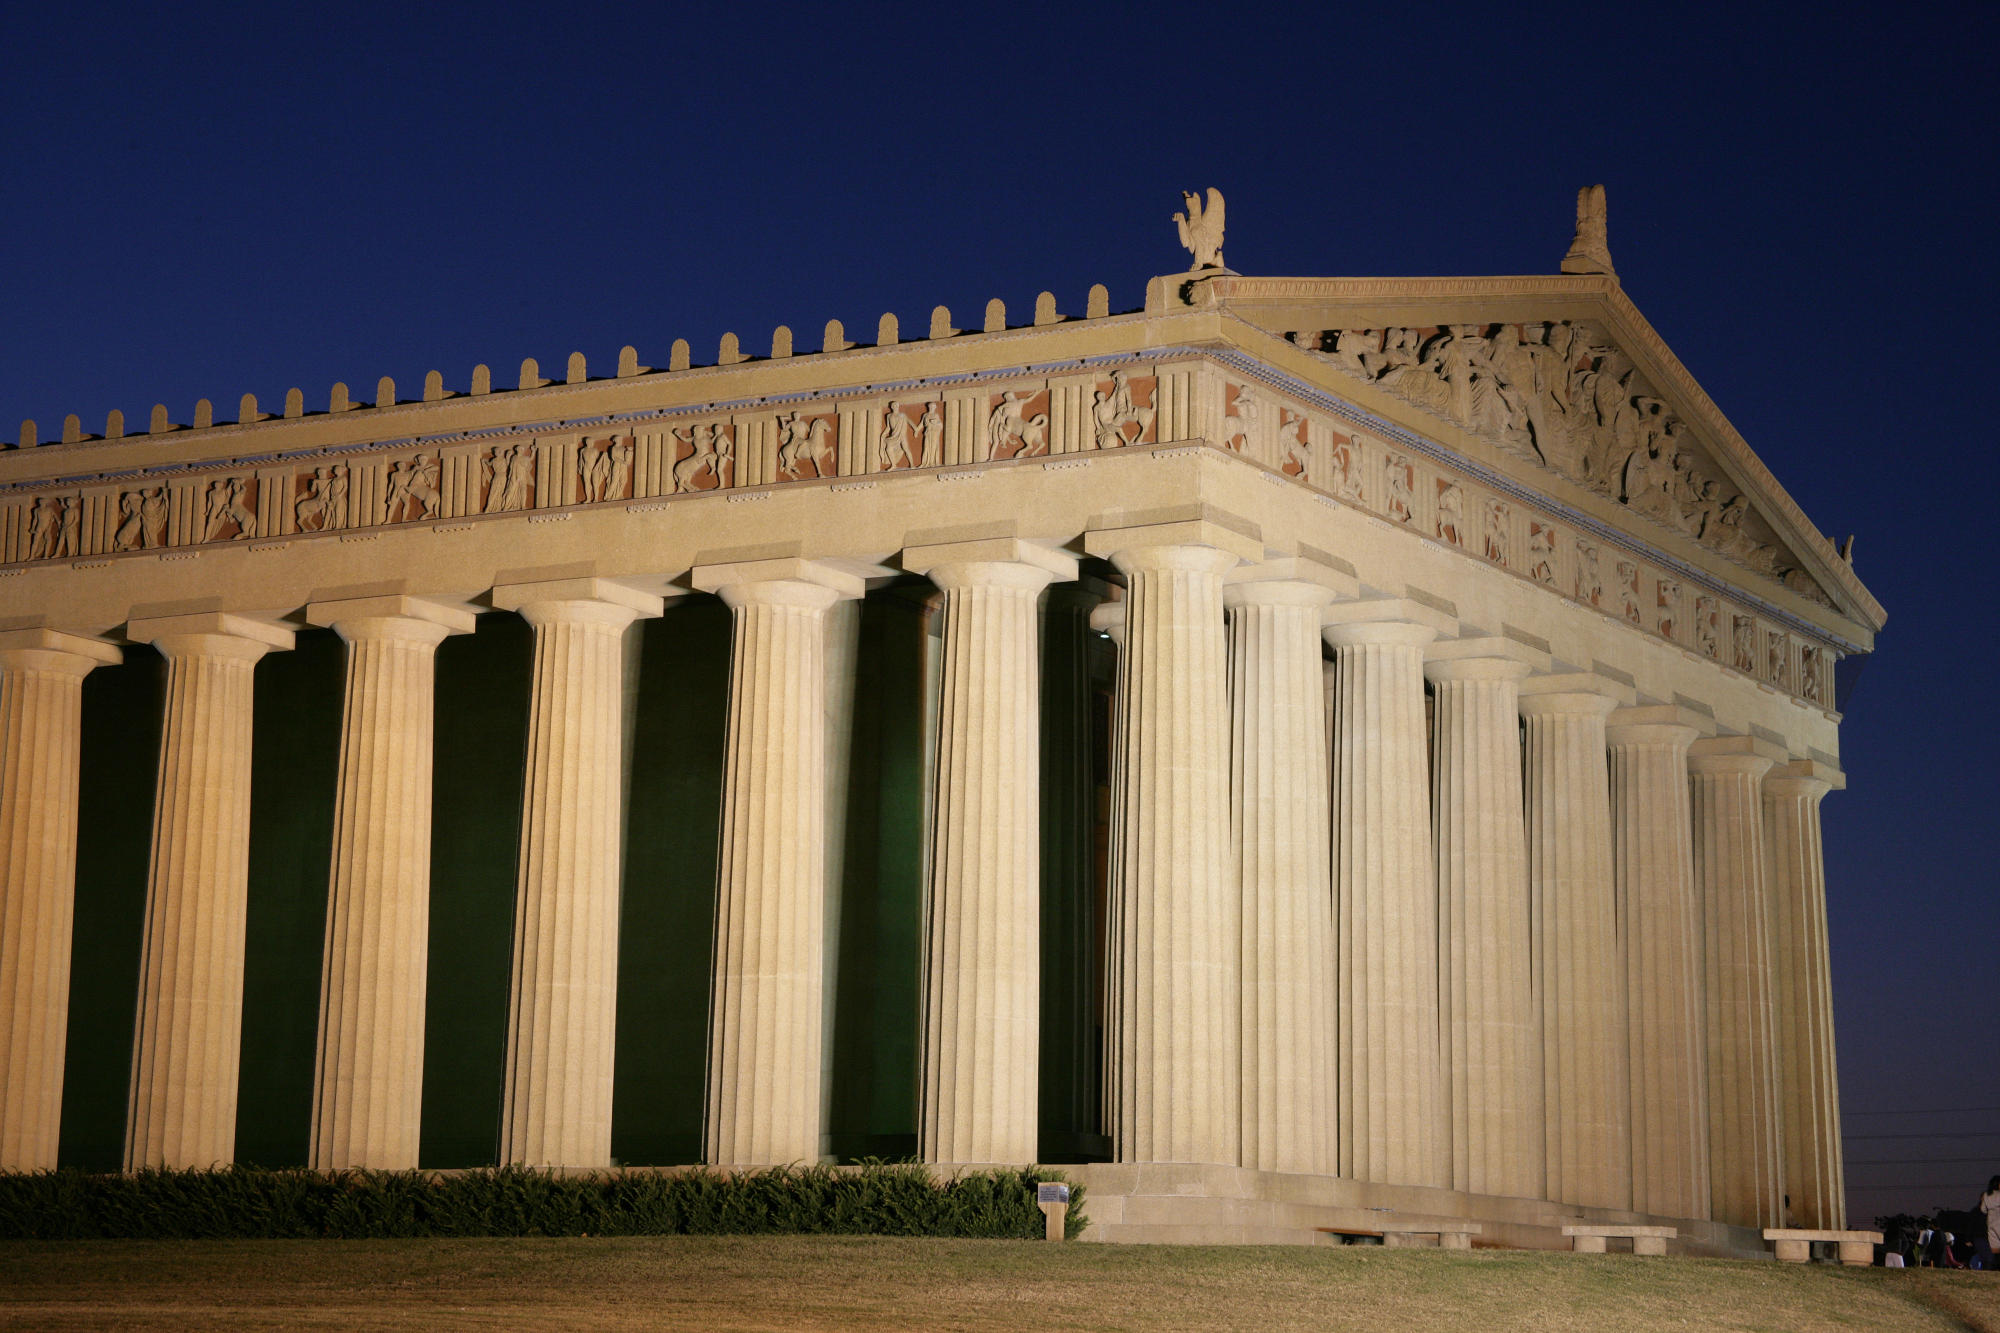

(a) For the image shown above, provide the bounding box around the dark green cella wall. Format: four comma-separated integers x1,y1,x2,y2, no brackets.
56,583,1109,1169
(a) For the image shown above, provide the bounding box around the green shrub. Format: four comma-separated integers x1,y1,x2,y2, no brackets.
0,1163,1085,1241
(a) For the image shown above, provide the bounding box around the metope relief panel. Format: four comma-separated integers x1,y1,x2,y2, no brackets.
1525,520,1559,589
295,464,352,533
1436,479,1466,548
1279,409,1311,482
576,437,634,505
988,388,1050,461
670,421,735,492
774,411,837,481
1382,452,1416,526
877,400,930,473
1090,369,1155,451
483,441,539,513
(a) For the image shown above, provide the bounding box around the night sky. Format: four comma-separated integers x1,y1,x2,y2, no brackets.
6,5,1993,1222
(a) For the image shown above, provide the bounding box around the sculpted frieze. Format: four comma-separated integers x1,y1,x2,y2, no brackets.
1297,320,1833,607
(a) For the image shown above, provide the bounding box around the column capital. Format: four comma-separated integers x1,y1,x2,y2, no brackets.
1083,513,1263,571
901,537,1078,590
1764,758,1843,799
1424,634,1550,683
0,628,121,674
305,594,479,641
126,611,294,660
690,556,865,604
491,577,666,624
1687,732,1787,777
1223,553,1357,608
1322,596,1455,649
1606,703,1714,749
1518,670,1635,718
1088,602,1125,646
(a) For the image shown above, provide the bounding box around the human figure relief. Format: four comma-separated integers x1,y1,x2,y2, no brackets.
1280,413,1310,479
384,454,440,523
1091,369,1152,450
1656,579,1679,639
52,496,80,558
1290,329,1323,354
1695,594,1721,659
1436,481,1464,546
580,441,614,503
988,390,1048,459
1768,632,1791,689
919,402,946,465
1800,645,1823,703
114,490,145,550
1222,386,1258,451
1483,498,1510,565
878,403,920,471
777,411,836,479
1616,560,1642,624
1574,540,1602,606
1527,523,1557,586
674,423,729,491
485,442,535,512
1732,616,1757,673
140,488,168,548
1328,433,1360,500
24,497,60,559
297,465,350,531
611,439,634,496
1375,328,1452,416
1384,454,1413,524
203,476,256,541
1327,329,1377,378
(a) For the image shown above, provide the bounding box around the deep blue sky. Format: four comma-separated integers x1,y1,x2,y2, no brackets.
6,4,1993,1220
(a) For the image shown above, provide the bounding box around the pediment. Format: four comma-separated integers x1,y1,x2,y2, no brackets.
1200,276,1882,633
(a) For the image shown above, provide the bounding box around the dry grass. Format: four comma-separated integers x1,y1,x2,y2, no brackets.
1,1235,1996,1331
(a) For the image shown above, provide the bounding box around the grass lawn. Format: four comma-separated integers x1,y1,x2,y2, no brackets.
2,1236,1996,1331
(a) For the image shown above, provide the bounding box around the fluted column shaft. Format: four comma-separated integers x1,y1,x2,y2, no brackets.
307,599,472,1170
126,615,293,1169
1688,737,1783,1228
1103,543,1240,1165
1607,710,1710,1220
1428,650,1539,1199
0,631,118,1170
701,566,856,1165
1227,576,1337,1175
494,582,659,1167
1326,615,1445,1186
908,544,1072,1164
1521,683,1630,1210
1766,765,1842,1228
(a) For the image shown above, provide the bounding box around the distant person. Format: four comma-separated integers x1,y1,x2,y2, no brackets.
1981,1175,2000,1271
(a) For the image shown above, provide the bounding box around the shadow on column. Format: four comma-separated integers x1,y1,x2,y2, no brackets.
611,596,730,1166
421,612,532,1168
823,589,926,1163
1038,580,1114,1163
235,627,343,1166
57,646,165,1171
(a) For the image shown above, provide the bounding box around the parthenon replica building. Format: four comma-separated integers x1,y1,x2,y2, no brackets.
0,190,1880,1251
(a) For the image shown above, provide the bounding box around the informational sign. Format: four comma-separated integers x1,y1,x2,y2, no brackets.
1037,1183,1070,1204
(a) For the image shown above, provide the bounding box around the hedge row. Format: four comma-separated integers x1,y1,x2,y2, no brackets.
0,1163,1085,1241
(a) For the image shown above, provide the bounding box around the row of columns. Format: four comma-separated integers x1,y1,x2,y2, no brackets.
0,528,1843,1230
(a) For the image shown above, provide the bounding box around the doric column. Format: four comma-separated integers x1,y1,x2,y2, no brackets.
1687,733,1785,1228
1323,596,1455,1187
0,629,120,1171
904,538,1076,1165
1085,517,1257,1165
693,558,863,1166
1426,635,1547,1200
124,612,295,1170
303,596,476,1170
1766,758,1845,1228
1519,671,1633,1210
490,578,663,1168
1606,704,1711,1220
1226,556,1352,1175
